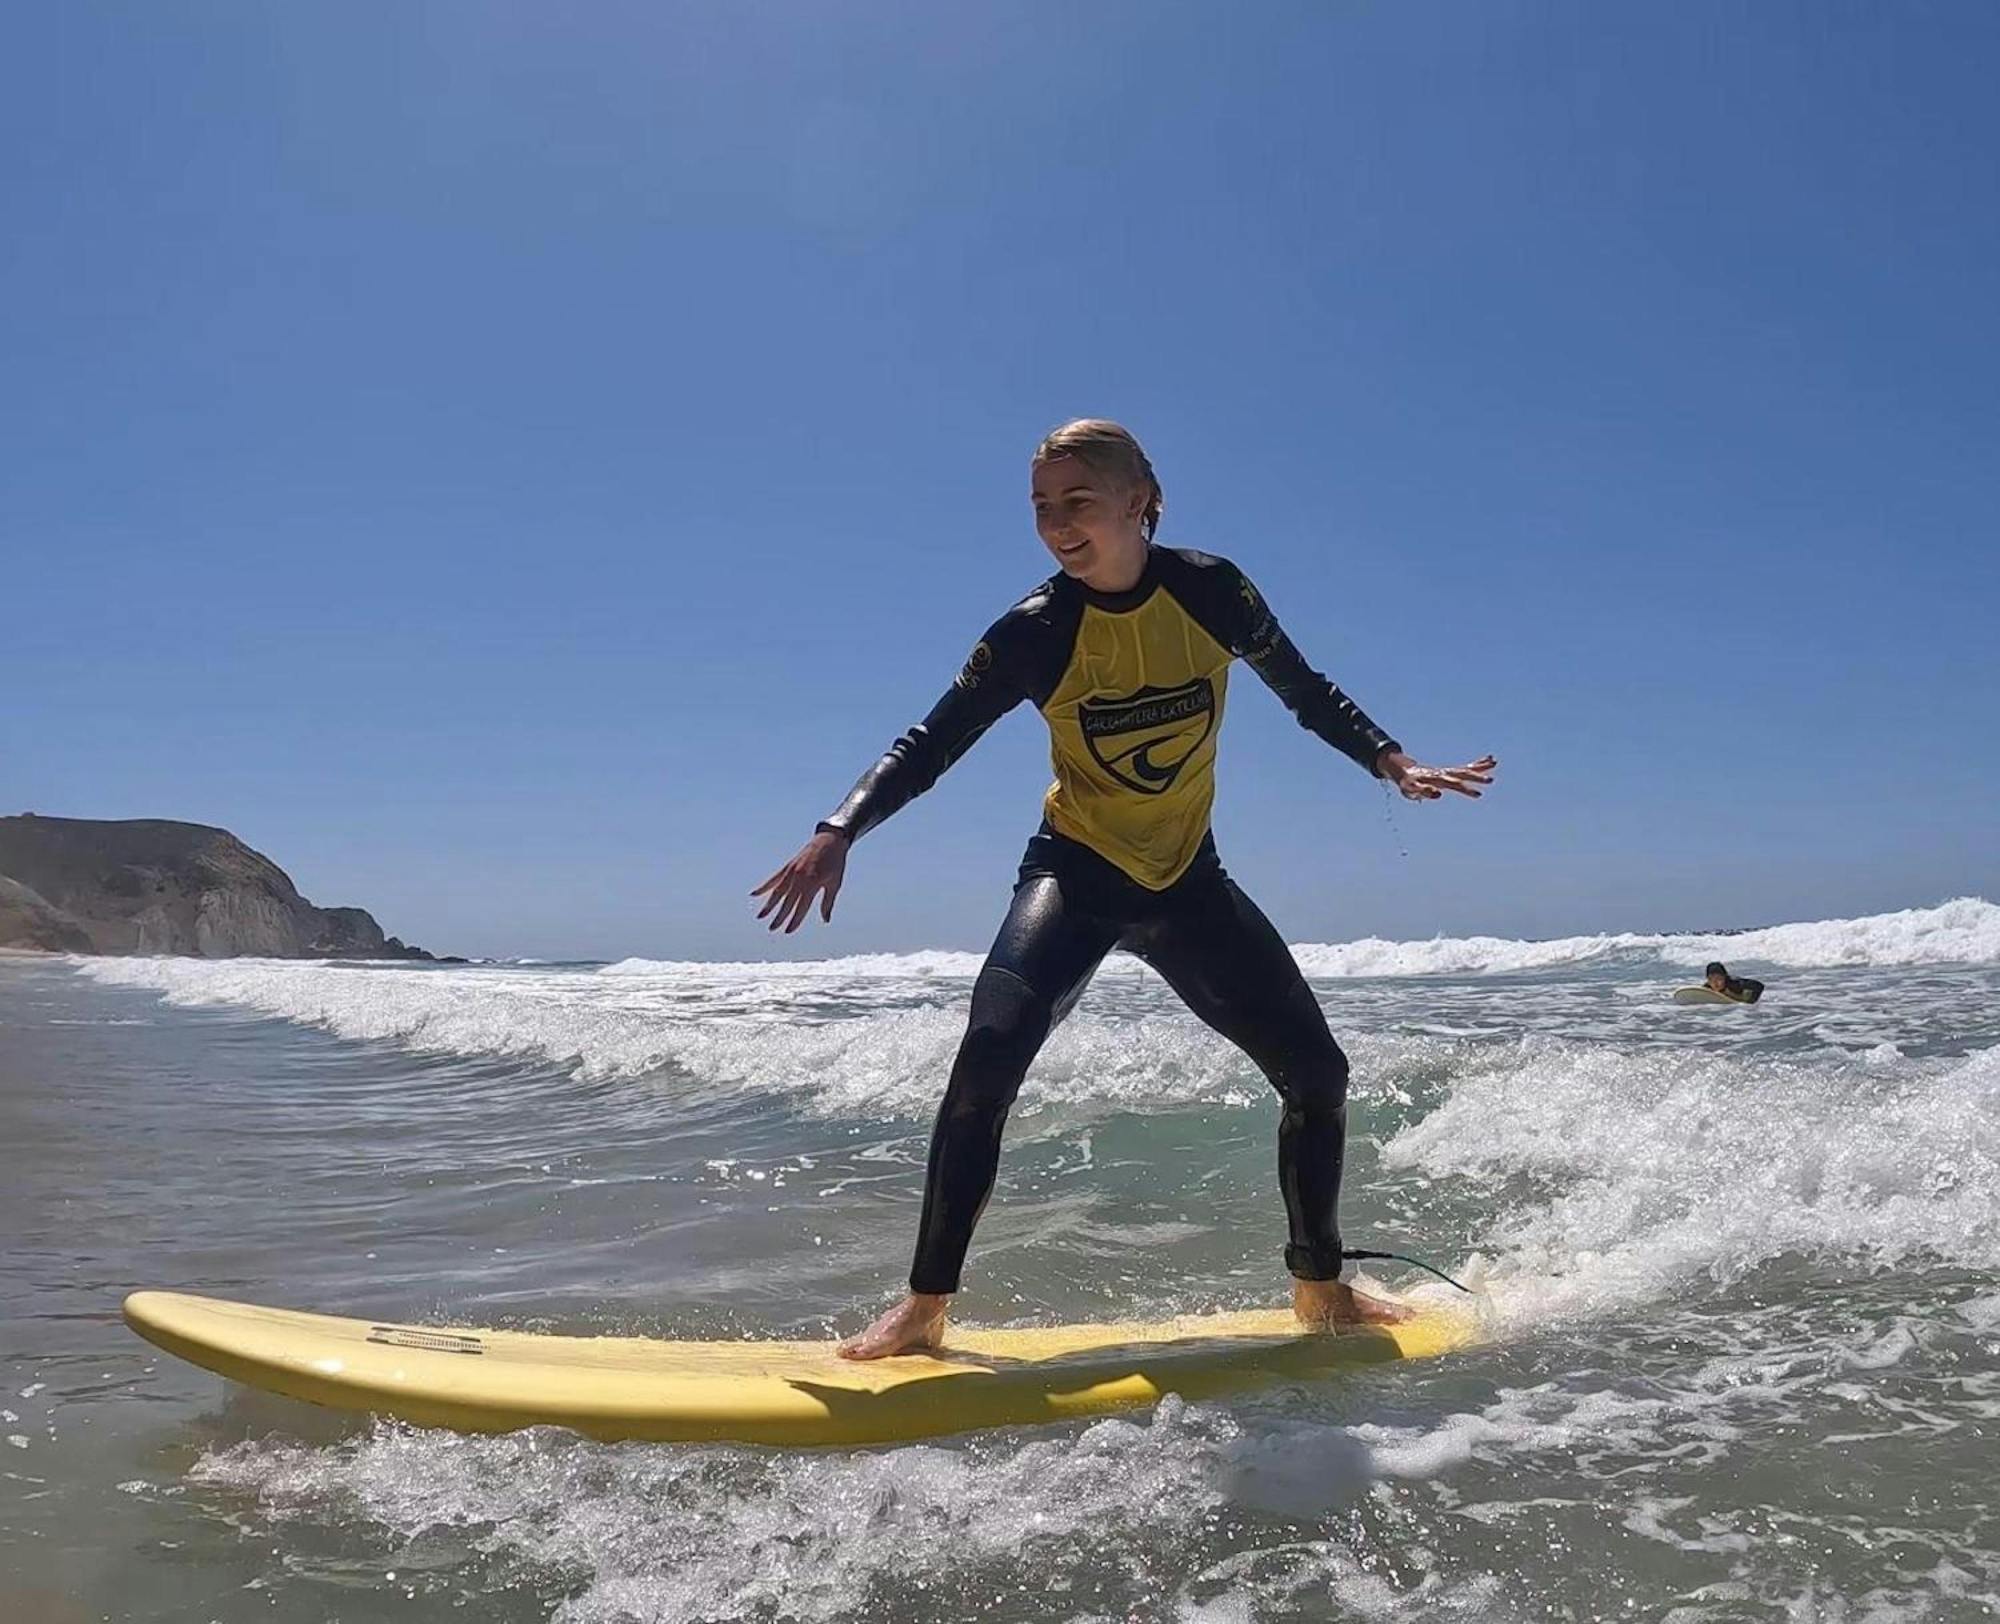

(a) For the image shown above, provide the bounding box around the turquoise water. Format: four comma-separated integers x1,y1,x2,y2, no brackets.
3,900,1997,1621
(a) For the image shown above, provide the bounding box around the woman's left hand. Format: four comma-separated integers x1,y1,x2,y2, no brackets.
1377,750,1497,802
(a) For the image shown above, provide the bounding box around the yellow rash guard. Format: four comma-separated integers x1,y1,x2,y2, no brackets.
820,546,1399,889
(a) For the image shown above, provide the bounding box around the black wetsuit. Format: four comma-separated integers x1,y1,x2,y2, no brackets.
820,546,1399,1295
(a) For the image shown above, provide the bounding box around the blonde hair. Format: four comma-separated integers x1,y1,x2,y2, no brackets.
1032,419,1163,540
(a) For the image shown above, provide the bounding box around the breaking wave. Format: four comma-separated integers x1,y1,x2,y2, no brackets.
1291,896,2000,977
1387,1038,2000,1324
67,898,1997,1118
592,898,2000,982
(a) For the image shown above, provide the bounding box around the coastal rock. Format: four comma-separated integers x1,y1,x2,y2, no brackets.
0,814,437,960
0,874,95,953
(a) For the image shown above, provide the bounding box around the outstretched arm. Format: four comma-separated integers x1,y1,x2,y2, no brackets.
752,629,1029,932
1194,556,1497,799
1239,616,1401,773
813,661,1022,845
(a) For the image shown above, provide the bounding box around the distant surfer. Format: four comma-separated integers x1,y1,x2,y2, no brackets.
1704,962,1765,1004
753,419,1497,1360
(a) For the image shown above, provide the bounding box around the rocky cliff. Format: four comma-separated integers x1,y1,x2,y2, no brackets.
0,814,439,959
0,874,96,953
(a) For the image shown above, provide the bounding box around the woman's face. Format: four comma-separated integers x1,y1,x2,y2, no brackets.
1031,456,1150,588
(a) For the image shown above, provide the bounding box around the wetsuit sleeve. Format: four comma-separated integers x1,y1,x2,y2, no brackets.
1738,979,1765,1004
816,617,1033,843
1188,556,1400,775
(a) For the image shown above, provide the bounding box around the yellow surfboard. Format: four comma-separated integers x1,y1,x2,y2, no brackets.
125,1289,1478,1447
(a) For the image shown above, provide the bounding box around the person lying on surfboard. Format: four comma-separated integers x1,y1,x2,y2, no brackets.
753,418,1497,1361
1704,962,1765,1003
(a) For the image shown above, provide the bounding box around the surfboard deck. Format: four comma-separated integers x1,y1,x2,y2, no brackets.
1672,986,1740,1005
124,1289,1478,1446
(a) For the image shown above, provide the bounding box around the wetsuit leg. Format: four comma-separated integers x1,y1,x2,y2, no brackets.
908,874,1119,1295
1123,876,1351,1280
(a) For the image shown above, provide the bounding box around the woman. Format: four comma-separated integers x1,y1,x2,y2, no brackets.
754,420,1496,1359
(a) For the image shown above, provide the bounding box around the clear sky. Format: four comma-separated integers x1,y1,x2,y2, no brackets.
5,3,1996,960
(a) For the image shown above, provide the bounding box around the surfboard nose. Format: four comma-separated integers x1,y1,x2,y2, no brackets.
123,1290,171,1337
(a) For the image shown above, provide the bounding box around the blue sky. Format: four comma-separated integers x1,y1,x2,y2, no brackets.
5,2,1996,960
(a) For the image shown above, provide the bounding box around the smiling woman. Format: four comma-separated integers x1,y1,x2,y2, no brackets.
1031,416,1167,571
751,419,1498,1360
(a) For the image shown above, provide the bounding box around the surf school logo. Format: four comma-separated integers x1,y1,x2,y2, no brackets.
1235,575,1280,660
1079,678,1214,794
955,640,994,690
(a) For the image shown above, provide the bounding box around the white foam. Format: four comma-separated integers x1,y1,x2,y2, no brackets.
69,954,1259,1118
190,1399,1248,1622
1289,930,1638,977
190,1353,1914,1621
599,949,992,979
68,900,1999,1082
601,897,2000,981
1291,897,2000,977
1383,1038,2000,1323
66,895,2000,1136
1958,1292,2000,1333
1353,1384,1679,1481
189,1389,1574,1622
1658,896,2000,970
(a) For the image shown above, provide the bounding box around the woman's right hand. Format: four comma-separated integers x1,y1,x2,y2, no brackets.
750,829,851,933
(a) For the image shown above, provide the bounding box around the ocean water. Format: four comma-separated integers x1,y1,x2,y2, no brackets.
2,896,1998,1622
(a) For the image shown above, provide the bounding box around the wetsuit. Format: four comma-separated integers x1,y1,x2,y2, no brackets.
820,546,1399,1295
1721,977,1765,1004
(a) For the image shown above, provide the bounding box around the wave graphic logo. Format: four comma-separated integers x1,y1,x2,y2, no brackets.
1079,678,1215,794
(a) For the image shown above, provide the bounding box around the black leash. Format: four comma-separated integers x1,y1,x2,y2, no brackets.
1341,1248,1474,1295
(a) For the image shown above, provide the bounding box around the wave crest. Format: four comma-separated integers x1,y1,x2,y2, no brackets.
1293,897,1999,977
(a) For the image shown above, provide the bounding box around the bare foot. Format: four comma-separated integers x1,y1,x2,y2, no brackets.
1292,1277,1413,1331
837,1292,950,1360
